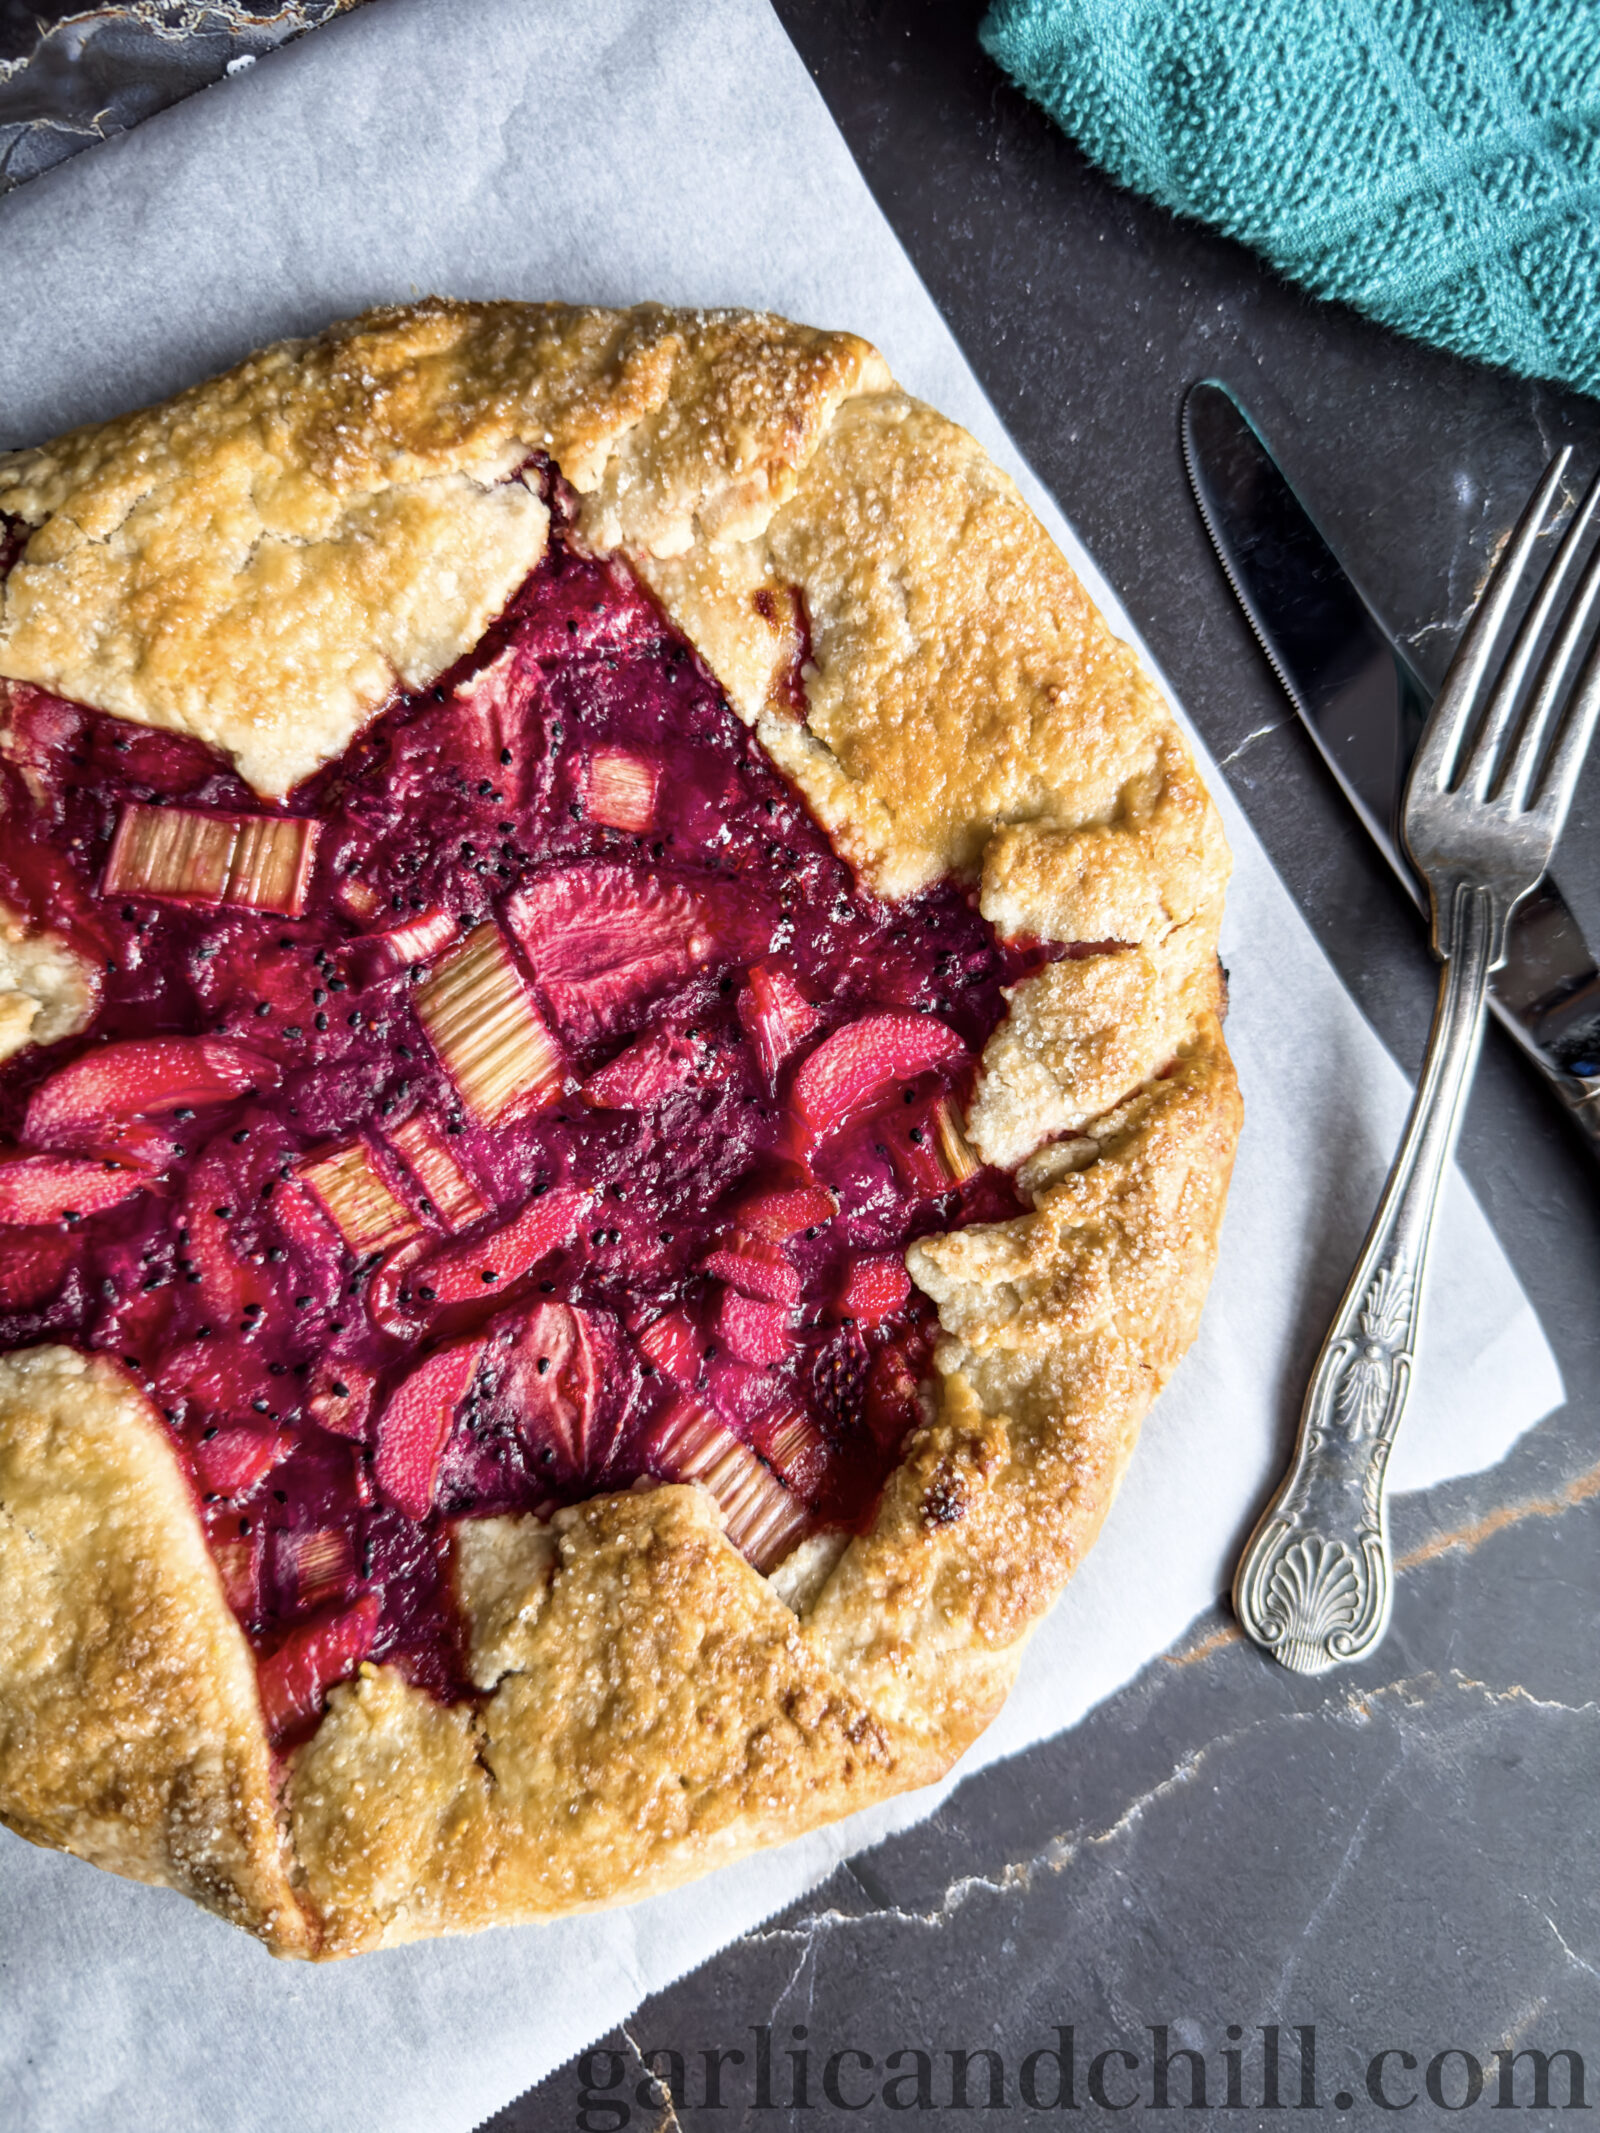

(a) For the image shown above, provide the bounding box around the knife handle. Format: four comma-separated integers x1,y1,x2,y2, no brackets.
1234,885,1496,1672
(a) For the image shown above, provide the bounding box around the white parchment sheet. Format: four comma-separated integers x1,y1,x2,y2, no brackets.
0,3,1565,2128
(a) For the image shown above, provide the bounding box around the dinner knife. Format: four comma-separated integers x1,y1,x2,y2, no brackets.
1182,379,1600,1155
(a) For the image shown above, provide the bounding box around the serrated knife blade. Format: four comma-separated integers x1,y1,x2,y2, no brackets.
1182,379,1600,1149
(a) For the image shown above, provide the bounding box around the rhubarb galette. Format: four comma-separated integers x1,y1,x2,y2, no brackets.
0,302,1238,1957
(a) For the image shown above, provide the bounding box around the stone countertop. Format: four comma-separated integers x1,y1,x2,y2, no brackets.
6,2,1600,2124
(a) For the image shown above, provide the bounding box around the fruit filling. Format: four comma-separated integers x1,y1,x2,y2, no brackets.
0,494,1054,1742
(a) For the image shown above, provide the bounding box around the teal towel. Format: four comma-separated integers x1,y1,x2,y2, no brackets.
980,0,1600,398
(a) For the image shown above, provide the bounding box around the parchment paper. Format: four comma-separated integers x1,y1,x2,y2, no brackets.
0,4,1565,2128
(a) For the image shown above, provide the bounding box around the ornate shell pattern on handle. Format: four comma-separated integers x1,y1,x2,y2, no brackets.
1239,1519,1391,1675
1333,1266,1414,1440
1263,1538,1362,1674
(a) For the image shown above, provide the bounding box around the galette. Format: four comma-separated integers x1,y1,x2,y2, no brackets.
0,302,1239,1957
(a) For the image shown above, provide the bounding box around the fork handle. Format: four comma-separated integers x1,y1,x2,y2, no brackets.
1233,879,1499,1673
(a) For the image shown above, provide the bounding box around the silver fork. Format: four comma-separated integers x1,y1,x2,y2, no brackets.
1234,450,1600,1675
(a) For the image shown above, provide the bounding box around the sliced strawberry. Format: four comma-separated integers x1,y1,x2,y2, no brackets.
181,1152,276,1325
733,1181,837,1242
272,1177,347,1304
0,1155,146,1226
308,1358,378,1440
704,1353,774,1431
194,1426,290,1495
648,1397,811,1571
587,748,658,832
407,1183,590,1317
155,1337,274,1422
714,1286,793,1367
373,1337,486,1519
298,1141,419,1257
882,1111,951,1199
635,1310,703,1390
837,1253,912,1327
791,1013,966,1140
749,1403,831,1499
384,1111,487,1231
866,1338,926,1451
500,1300,602,1471
812,1323,870,1432
700,1234,802,1307
737,961,824,1085
581,1026,699,1109
25,1038,279,1160
257,1593,381,1745
0,1230,75,1308
505,862,715,1038
210,1533,262,1619
366,1233,429,1337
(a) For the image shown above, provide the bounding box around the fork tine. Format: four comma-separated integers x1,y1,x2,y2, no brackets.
1524,615,1600,841
1502,515,1600,815
1411,449,1571,795
1462,460,1600,800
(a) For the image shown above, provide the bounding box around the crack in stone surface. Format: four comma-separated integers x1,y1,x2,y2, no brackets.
736,1669,1599,1969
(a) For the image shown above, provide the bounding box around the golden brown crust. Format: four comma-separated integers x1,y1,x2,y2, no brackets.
0,302,1239,1955
0,1346,315,1953
291,1488,916,1954
0,303,885,796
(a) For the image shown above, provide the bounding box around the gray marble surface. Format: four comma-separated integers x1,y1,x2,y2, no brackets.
6,2,1600,2124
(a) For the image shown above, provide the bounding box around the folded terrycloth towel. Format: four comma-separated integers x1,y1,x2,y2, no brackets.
981,0,1600,398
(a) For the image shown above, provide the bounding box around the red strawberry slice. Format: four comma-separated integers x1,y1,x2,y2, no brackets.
791,1013,966,1140
581,1025,699,1109
257,1592,381,1745
866,1338,926,1451
705,1353,774,1431
882,1110,952,1199
837,1253,912,1327
501,1300,603,1471
407,1183,590,1317
210,1533,262,1619
182,1151,276,1325
373,1337,486,1519
308,1358,378,1440
194,1426,290,1495
701,1234,802,1306
812,1323,870,1432
155,1338,274,1421
25,1038,279,1162
635,1310,703,1390
0,1156,146,1225
505,862,715,1037
737,961,824,1085
587,749,659,832
647,1397,810,1571
714,1286,793,1367
366,1234,429,1337
0,1231,75,1308
733,1181,837,1242
272,1177,348,1308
